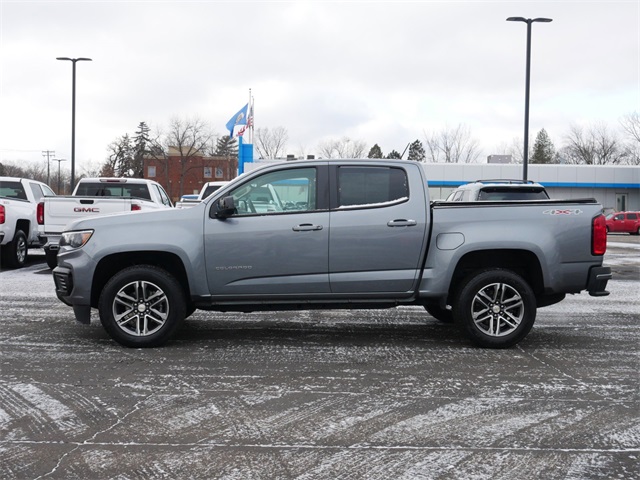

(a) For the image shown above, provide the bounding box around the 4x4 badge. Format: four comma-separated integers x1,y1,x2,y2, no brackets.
543,209,583,215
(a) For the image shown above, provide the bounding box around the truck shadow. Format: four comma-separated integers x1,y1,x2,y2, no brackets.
174,317,467,349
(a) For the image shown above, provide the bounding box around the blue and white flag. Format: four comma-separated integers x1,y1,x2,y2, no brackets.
226,103,248,138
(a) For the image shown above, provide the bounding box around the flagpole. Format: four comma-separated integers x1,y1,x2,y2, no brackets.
248,88,253,144
238,135,244,175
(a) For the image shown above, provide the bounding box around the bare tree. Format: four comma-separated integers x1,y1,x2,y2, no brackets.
620,112,640,165
317,137,367,159
620,112,640,143
255,126,288,159
560,123,629,165
79,161,103,179
491,138,526,164
0,162,24,177
149,116,214,197
424,124,480,163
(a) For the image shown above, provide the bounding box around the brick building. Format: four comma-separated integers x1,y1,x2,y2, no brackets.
143,146,237,202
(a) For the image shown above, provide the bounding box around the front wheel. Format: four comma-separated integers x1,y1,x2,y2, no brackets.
98,265,186,347
453,269,536,349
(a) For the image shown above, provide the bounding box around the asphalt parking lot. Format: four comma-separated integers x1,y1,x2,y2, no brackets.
1,235,638,479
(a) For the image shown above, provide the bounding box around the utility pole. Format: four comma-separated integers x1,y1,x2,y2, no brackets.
42,150,55,185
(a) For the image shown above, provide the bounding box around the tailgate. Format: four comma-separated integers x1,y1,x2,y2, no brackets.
44,197,131,233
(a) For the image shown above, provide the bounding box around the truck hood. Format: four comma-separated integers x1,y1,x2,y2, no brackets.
66,203,204,232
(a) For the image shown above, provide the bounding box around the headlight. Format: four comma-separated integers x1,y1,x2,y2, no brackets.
60,230,94,249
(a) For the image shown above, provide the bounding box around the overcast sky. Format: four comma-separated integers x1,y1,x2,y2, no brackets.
0,0,638,173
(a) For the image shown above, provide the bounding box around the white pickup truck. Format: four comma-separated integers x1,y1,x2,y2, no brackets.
38,177,173,268
0,176,56,269
175,181,229,209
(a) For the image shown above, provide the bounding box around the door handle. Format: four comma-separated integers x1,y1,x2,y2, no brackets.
387,219,417,227
293,224,323,232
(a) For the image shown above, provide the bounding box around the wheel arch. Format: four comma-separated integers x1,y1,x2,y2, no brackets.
91,251,191,308
448,249,544,302
15,219,30,237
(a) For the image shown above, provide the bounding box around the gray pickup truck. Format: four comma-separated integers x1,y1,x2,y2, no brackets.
53,159,611,349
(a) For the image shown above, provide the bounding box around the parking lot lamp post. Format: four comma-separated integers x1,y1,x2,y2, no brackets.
506,17,552,182
53,158,67,194
56,57,92,191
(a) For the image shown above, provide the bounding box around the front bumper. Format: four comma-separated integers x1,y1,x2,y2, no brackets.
53,266,92,324
587,266,612,297
53,245,97,324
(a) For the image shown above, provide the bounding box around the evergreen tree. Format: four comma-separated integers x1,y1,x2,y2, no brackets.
386,150,402,159
214,135,239,157
407,139,426,161
531,128,556,164
367,144,383,158
110,134,135,177
132,121,151,177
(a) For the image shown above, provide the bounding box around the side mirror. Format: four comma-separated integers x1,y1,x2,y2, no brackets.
214,196,236,219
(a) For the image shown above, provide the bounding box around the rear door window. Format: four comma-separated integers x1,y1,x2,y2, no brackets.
336,166,408,208
29,183,45,201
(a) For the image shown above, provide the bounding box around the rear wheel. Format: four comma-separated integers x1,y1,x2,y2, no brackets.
98,265,186,347
453,269,536,348
1,230,28,269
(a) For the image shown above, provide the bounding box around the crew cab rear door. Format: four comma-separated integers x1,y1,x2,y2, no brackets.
204,165,330,296
328,163,428,295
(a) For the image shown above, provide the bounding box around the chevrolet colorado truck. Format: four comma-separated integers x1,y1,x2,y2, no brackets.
38,177,173,268
52,159,611,349
0,176,55,269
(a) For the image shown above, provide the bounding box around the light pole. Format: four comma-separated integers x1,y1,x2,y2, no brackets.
506,17,552,182
52,158,67,194
56,57,92,191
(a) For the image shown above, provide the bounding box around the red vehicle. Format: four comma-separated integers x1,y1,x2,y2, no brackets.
605,211,640,235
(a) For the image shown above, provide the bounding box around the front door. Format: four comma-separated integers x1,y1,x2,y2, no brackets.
204,166,330,297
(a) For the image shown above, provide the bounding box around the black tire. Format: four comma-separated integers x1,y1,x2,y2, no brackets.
45,248,58,270
453,269,536,349
98,265,186,347
1,230,28,269
424,303,454,323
